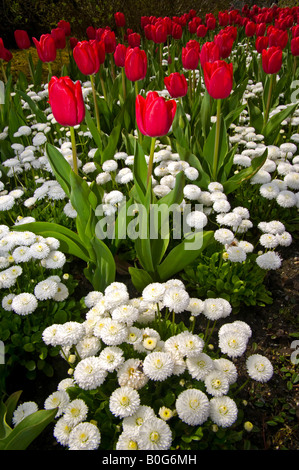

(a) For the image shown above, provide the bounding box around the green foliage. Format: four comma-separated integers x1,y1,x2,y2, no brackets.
0,391,57,450
182,251,273,313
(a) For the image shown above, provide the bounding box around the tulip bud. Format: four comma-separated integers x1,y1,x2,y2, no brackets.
14,30,31,50
114,12,126,28
182,46,200,70
203,60,233,99
51,27,66,50
102,29,116,54
200,41,220,69
128,32,141,48
262,46,282,74
291,37,299,56
255,36,269,53
135,91,176,137
32,34,57,62
73,40,104,75
48,76,85,127
124,47,147,82
114,43,127,67
164,72,188,98
57,20,71,37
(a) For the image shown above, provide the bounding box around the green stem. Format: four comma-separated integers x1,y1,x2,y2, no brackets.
121,67,126,101
69,126,78,175
90,73,101,133
99,67,107,101
263,73,275,128
47,62,52,79
135,80,142,144
213,99,222,181
147,137,156,187
0,60,7,83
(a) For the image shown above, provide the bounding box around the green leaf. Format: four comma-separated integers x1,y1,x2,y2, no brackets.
128,267,154,292
0,408,57,450
85,107,102,151
248,99,264,134
262,103,297,143
99,124,121,164
46,143,71,197
223,149,268,194
202,113,228,179
12,221,90,262
16,89,47,123
157,231,213,281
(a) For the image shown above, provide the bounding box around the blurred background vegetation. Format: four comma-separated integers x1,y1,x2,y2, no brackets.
0,0,283,49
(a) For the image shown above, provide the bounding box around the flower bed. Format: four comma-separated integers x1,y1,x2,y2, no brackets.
0,4,298,451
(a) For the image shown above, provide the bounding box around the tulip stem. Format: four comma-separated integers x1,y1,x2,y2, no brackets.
70,126,78,175
213,99,222,181
135,81,142,144
263,73,275,128
147,137,156,187
0,60,7,83
90,74,101,133
121,67,126,101
99,68,107,101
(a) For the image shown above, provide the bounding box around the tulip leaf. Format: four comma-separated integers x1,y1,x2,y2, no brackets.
99,124,121,164
16,89,47,123
223,149,268,194
133,139,148,195
11,221,90,262
248,99,264,134
84,108,102,151
128,266,154,293
0,408,57,450
157,231,214,281
262,103,297,143
46,143,71,197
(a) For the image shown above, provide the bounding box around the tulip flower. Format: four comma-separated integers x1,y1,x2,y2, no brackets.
262,46,282,74
73,40,101,75
291,37,299,56
73,40,105,131
268,29,288,49
245,21,256,37
218,11,229,27
51,27,66,50
196,24,208,38
262,47,283,127
57,20,71,37
203,60,233,100
69,37,78,50
214,33,234,59
124,47,147,82
14,30,31,49
102,29,116,54
172,23,182,40
255,36,269,53
164,72,188,98
135,91,176,185
182,46,200,70
114,12,126,28
114,44,128,100
48,76,85,174
203,60,233,180
128,33,141,48
86,26,96,40
32,34,57,64
200,41,220,69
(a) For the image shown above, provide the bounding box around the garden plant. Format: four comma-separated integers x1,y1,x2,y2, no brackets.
0,2,298,451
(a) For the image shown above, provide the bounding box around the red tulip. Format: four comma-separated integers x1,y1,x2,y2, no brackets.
128,33,141,48
73,40,104,75
48,76,85,127
114,43,127,67
218,11,229,27
268,29,288,49
69,37,78,50
182,46,200,70
196,24,208,38
57,20,71,37
214,33,234,59
203,60,233,99
164,72,188,98
144,24,155,41
136,91,176,137
114,12,126,28
172,23,183,40
206,14,216,30
200,41,220,68
256,23,267,36
291,37,299,56
86,26,96,40
245,21,256,37
102,29,116,54
262,46,282,74
152,22,168,44
51,27,66,50
0,48,12,62
124,47,147,82
32,34,56,62
14,30,31,49
255,36,269,53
